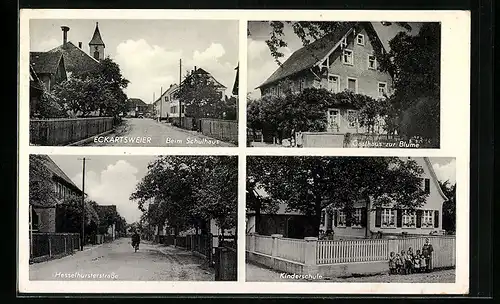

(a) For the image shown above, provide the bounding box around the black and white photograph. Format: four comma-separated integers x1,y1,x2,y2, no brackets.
28,154,238,281
29,19,239,147
246,156,456,282
247,21,441,148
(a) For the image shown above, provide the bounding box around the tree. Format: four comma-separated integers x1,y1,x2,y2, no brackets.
52,57,129,118
56,195,99,235
29,155,57,208
439,180,456,233
176,72,225,119
248,156,428,235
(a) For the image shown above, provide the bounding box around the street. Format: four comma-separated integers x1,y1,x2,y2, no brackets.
29,238,215,281
246,262,455,283
84,118,235,147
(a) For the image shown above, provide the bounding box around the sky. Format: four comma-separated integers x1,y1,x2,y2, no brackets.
47,155,455,224
30,19,239,103
247,21,424,99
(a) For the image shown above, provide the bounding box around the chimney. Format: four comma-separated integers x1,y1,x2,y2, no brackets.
61,26,70,44
194,66,197,72
78,42,82,48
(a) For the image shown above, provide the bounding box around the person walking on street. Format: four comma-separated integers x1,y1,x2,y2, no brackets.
422,238,434,272
131,230,141,251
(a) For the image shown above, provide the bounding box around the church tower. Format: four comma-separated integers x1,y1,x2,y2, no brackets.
89,22,105,61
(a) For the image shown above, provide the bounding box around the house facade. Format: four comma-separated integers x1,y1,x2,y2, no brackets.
257,22,393,134
319,157,448,238
153,83,183,121
127,98,148,117
30,155,83,233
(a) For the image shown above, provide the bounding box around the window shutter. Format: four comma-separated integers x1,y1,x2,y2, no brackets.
333,210,337,227
396,209,402,227
375,208,381,227
425,178,430,194
346,209,352,227
416,210,423,228
434,210,439,228
361,207,367,227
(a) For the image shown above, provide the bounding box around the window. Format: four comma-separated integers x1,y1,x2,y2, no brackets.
402,210,416,228
327,109,340,132
378,82,387,98
298,78,305,91
327,74,340,93
381,208,396,228
356,34,365,45
337,211,346,227
347,110,358,128
340,37,348,48
320,210,326,226
347,78,357,93
422,210,434,228
342,49,354,65
424,178,430,194
368,55,376,70
352,208,363,227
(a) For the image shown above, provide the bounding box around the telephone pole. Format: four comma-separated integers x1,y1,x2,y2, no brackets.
78,157,90,250
179,58,182,128
160,86,163,122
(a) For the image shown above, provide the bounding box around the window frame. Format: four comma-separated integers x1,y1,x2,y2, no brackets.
381,208,396,228
340,37,348,48
346,77,358,93
337,210,346,228
422,210,434,228
342,49,354,65
368,55,377,70
346,109,358,128
356,34,365,46
378,82,388,98
327,73,340,93
402,210,417,228
352,208,363,228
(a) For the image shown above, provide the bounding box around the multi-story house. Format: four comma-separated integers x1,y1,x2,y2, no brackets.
319,157,448,238
153,83,184,121
30,155,83,233
257,22,394,134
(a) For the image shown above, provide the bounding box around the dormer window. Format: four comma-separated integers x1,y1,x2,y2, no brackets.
340,37,347,48
342,49,354,65
356,34,365,46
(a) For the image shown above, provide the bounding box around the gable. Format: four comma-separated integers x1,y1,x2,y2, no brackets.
258,22,390,89
49,42,100,74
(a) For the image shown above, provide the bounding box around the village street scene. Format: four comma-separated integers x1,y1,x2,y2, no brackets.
246,156,456,282
29,154,238,281
29,20,238,147
247,21,440,148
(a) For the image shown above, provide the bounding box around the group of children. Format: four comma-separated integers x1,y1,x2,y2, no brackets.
388,247,431,275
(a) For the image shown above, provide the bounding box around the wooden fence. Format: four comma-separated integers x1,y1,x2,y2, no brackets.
248,234,455,269
30,117,114,146
276,237,306,263
317,238,389,264
199,118,238,144
31,232,80,260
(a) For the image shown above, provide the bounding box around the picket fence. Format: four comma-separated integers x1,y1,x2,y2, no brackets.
248,234,456,268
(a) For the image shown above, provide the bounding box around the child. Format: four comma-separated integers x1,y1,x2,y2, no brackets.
388,252,396,275
395,253,403,274
406,249,414,274
400,250,408,274
420,252,427,272
414,250,421,273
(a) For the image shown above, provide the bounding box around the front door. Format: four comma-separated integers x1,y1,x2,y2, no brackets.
327,109,340,132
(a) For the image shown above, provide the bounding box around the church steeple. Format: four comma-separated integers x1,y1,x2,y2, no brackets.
89,22,105,61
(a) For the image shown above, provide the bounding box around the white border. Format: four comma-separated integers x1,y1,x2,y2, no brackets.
19,9,470,295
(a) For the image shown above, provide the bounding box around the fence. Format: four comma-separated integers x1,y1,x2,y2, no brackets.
30,117,114,146
31,232,80,260
247,234,456,277
199,118,238,144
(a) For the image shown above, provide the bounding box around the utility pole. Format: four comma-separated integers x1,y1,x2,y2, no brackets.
179,58,182,128
160,86,163,122
78,157,89,251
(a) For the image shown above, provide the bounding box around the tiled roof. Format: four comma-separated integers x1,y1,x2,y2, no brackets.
128,98,148,107
257,22,356,88
48,41,100,74
38,155,81,193
89,23,105,46
188,67,226,89
30,51,64,75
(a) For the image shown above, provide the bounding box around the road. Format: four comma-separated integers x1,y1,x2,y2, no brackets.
246,262,455,283
84,118,235,147
29,238,215,281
